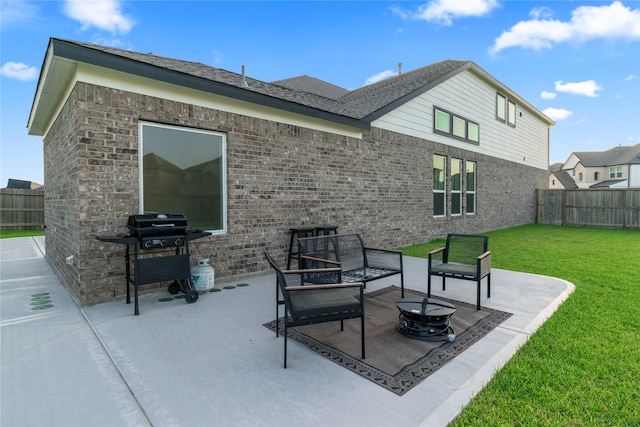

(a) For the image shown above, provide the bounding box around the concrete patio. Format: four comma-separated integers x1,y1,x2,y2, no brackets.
1,236,574,427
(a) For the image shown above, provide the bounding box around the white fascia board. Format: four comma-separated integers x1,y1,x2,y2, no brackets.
28,48,78,137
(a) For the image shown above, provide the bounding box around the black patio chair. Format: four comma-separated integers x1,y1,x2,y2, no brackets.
264,252,365,368
427,234,491,310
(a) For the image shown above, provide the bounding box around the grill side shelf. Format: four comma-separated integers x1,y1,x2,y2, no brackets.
97,235,137,245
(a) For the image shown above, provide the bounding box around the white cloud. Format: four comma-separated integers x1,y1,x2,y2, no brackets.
490,1,640,53
529,6,554,20
555,80,602,97
625,74,638,81
0,0,39,25
64,0,135,34
1,62,38,81
543,107,573,121
540,91,557,100
393,0,499,26
365,70,397,85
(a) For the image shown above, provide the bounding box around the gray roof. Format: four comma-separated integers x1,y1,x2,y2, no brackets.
340,60,470,121
551,171,578,189
590,179,627,188
29,38,554,136
549,162,563,172
573,143,640,167
271,75,349,100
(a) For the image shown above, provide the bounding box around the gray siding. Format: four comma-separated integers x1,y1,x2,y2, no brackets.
373,70,549,170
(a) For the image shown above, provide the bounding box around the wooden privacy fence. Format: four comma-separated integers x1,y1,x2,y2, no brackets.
0,188,45,231
537,189,640,229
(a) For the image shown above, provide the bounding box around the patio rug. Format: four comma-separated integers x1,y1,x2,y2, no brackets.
263,286,512,395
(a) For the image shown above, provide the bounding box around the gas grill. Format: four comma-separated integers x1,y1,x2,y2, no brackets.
98,213,211,315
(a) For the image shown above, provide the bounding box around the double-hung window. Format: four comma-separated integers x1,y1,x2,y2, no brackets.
466,161,476,215
609,166,622,178
451,159,462,216
433,157,477,217
433,155,446,217
140,122,227,233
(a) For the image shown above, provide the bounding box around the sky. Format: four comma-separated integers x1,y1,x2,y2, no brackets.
1,0,639,186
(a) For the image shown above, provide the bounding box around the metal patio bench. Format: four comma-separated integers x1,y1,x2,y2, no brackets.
297,233,405,298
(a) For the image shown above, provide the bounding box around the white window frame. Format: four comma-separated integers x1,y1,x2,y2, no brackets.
451,158,462,216
609,166,622,178
139,121,227,234
433,155,446,218
466,161,476,215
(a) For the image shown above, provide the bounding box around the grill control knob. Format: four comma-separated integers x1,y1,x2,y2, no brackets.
175,238,184,246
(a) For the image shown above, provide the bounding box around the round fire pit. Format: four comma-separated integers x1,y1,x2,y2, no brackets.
396,297,456,342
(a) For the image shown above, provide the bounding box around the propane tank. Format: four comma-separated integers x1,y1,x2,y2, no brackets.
191,257,215,292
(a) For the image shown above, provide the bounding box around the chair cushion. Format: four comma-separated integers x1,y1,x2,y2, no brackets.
289,288,361,320
431,262,477,278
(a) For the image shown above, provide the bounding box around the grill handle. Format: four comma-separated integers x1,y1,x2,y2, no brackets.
152,223,175,228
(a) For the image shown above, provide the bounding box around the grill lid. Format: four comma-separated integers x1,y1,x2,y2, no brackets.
127,213,188,237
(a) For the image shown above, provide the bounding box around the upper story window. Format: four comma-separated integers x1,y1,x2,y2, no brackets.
609,166,622,178
594,172,599,180
140,121,227,233
496,93,516,127
496,93,506,121
507,100,516,127
433,107,479,144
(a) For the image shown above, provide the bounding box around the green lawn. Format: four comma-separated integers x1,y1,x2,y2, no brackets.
401,224,640,426
0,229,46,239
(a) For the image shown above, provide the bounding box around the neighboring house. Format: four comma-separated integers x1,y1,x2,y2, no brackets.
4,179,43,189
27,38,554,305
549,163,578,189
552,144,640,189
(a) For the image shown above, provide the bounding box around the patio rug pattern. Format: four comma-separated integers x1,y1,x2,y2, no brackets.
264,286,512,395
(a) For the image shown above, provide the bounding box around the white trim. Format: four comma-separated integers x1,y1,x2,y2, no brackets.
76,64,362,140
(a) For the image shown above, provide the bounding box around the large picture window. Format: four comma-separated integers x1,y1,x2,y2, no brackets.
140,122,227,233
433,155,446,217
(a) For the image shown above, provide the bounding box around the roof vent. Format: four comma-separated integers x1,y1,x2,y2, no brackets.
240,65,248,87
398,62,402,76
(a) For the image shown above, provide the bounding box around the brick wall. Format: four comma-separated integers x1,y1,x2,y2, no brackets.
43,82,547,305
